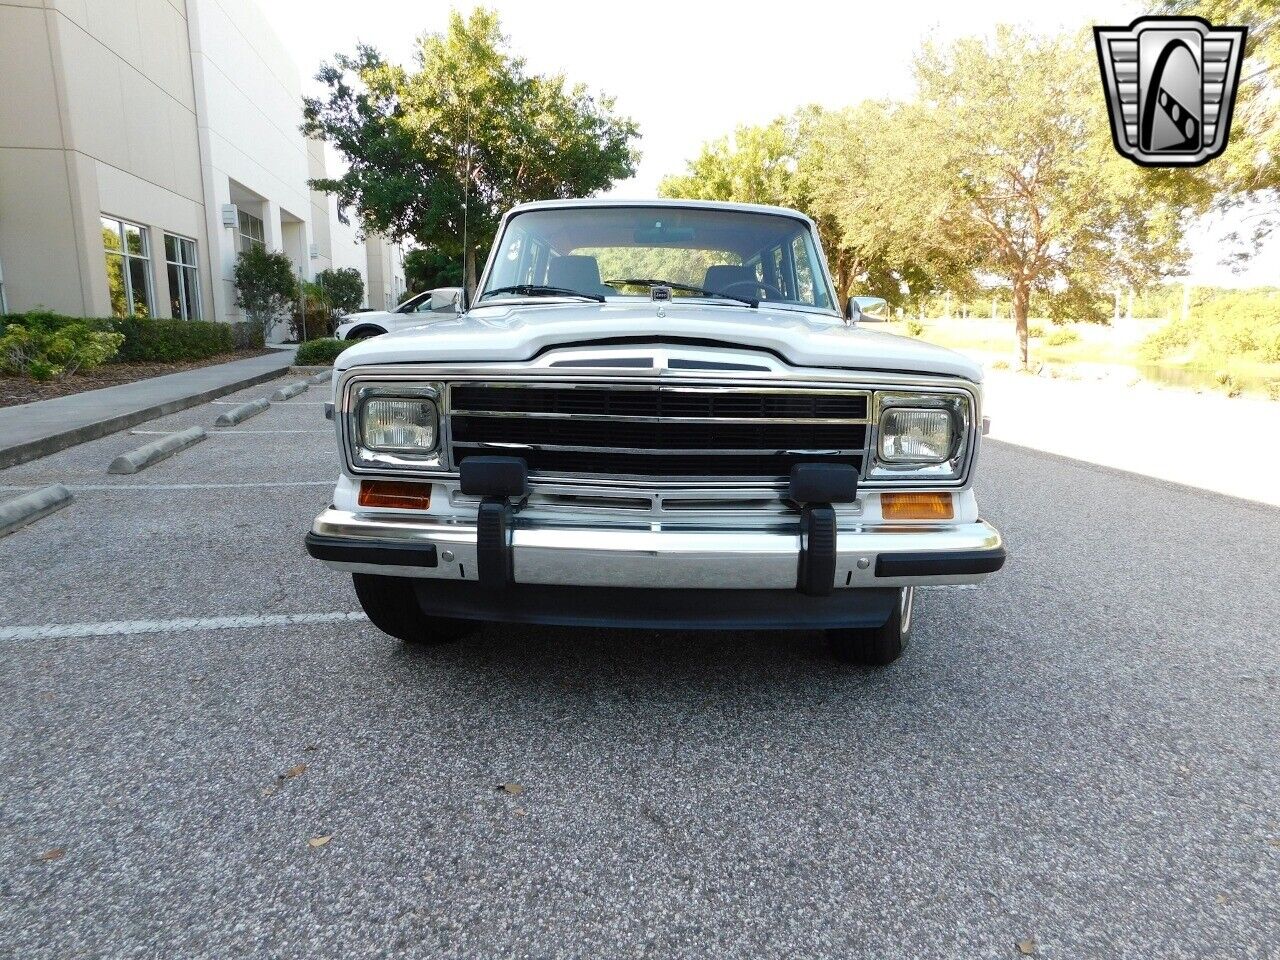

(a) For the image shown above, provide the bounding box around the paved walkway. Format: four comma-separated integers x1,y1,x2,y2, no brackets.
0,351,294,469
983,371,1280,506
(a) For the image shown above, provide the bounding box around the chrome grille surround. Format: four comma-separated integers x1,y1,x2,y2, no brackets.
337,367,979,490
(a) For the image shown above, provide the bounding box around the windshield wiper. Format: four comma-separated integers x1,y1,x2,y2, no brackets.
480,284,605,303
606,278,758,308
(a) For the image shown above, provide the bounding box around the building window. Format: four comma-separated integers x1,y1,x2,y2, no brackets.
165,234,202,321
238,209,265,252
337,205,350,226
102,216,154,318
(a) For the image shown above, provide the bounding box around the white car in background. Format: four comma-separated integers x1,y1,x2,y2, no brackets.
334,287,462,341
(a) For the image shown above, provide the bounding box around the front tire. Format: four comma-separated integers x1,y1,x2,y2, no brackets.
826,587,914,666
352,574,476,646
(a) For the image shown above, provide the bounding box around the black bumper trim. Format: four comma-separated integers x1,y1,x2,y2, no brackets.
305,532,438,568
875,547,1006,578
411,580,900,631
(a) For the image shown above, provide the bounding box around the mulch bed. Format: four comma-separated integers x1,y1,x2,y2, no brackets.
0,349,277,408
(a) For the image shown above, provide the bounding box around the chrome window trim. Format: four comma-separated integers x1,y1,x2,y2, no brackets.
475,202,842,319
337,367,979,490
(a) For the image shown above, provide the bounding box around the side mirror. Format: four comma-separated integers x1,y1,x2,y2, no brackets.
430,287,462,314
846,295,888,323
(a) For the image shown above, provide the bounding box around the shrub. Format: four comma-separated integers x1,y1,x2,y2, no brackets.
1045,328,1080,347
905,319,925,337
289,281,337,342
1266,381,1280,402
315,267,365,316
1028,323,1045,339
232,321,265,350
0,318,123,381
234,246,298,341
991,359,1010,370
295,337,348,366
1141,290,1280,363
0,311,262,367
115,316,233,362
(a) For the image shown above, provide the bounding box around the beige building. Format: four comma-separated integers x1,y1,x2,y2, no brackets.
0,0,404,331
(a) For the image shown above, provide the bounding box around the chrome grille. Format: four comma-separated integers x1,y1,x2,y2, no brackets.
447,383,870,483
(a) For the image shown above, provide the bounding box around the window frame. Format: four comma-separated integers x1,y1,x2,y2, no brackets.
237,209,266,253
477,204,841,317
102,215,155,319
164,233,202,321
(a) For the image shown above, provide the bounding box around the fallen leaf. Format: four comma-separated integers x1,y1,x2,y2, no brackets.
1215,893,1229,904
260,786,277,798
496,782,524,796
1268,838,1280,848
1017,938,1037,955
36,848,65,862
307,835,331,848
303,743,319,752
281,764,307,780
514,807,527,817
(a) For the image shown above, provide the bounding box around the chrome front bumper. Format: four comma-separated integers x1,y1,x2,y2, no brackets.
306,507,1005,591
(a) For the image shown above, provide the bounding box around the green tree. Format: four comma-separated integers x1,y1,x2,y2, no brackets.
234,246,298,340
857,28,1213,366
404,246,464,294
315,267,365,315
658,107,959,309
303,8,639,294
1158,1,1280,260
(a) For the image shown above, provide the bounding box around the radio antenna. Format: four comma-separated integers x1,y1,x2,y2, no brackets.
460,112,471,310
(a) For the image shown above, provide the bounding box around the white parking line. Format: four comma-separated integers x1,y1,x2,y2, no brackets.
210,400,327,405
129,430,331,435
0,481,334,492
0,611,367,641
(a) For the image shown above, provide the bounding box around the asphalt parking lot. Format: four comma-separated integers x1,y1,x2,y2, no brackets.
1,382,1278,960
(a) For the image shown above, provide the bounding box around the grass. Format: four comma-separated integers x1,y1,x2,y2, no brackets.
887,316,1280,399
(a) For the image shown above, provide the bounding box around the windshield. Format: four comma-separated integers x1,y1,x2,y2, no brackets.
393,292,430,313
478,206,836,313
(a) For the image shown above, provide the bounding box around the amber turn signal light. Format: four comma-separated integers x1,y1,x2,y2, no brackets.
358,479,432,510
881,491,954,521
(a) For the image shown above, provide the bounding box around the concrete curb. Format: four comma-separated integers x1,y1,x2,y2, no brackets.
272,381,309,401
308,371,332,385
108,427,207,474
215,398,270,427
0,484,73,538
0,355,292,470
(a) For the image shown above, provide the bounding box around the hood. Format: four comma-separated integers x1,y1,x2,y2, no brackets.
333,301,983,381
337,310,396,326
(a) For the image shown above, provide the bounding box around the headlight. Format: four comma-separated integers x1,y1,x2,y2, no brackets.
878,407,954,463
346,382,447,471
869,391,973,483
360,397,439,453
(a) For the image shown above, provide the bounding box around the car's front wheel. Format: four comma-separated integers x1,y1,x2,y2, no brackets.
826,586,914,666
352,574,477,646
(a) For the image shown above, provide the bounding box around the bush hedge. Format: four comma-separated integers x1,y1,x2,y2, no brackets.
295,337,348,366
0,316,124,381
1141,291,1280,364
114,316,232,362
0,311,253,364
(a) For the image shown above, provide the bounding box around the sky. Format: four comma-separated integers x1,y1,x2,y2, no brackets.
259,0,1276,287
